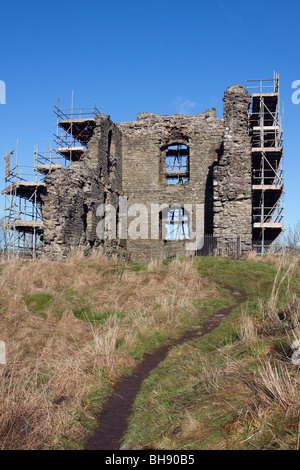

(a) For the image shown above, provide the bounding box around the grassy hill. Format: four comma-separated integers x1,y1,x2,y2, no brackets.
0,252,299,450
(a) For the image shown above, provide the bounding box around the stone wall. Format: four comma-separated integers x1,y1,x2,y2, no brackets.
39,84,254,261
40,115,125,258
117,109,224,261
213,85,252,254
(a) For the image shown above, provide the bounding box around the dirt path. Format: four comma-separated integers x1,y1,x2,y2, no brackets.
85,281,247,450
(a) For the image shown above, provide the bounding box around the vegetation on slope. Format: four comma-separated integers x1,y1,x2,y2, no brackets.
0,252,217,450
0,251,298,450
123,255,300,450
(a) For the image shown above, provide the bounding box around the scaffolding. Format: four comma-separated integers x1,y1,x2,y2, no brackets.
34,142,65,174
53,101,102,162
2,84,285,258
247,72,284,254
2,142,45,259
164,144,189,185
2,100,102,259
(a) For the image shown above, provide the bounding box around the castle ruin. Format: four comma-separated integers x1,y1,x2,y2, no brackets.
2,77,284,260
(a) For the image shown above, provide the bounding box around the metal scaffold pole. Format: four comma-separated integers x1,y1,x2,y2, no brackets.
2,141,44,259
247,73,284,255
2,99,103,260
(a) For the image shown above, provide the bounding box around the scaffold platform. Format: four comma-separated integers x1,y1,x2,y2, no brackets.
247,72,284,255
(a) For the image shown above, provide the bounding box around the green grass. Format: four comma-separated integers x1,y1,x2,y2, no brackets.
72,307,126,325
126,262,148,272
57,287,90,304
123,281,236,363
23,293,53,318
195,257,278,298
122,256,289,450
10,254,297,450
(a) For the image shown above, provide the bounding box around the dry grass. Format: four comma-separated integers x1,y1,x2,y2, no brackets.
0,252,214,449
165,255,300,450
253,359,300,410
246,250,300,269
232,256,300,448
239,308,259,345
120,254,300,450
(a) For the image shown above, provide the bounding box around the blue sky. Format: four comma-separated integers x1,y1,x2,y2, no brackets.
0,0,299,228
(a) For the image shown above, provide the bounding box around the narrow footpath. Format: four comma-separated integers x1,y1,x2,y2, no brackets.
86,281,247,450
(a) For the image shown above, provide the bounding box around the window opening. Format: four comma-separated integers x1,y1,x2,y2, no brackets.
164,144,189,185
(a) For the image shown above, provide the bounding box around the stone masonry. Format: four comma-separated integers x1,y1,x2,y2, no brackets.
40,116,124,258
39,85,253,260
213,85,252,254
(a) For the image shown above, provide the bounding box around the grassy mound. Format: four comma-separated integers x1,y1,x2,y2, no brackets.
0,252,216,450
123,256,300,450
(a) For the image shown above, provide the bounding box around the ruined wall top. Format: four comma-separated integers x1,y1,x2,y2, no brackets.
223,85,251,132
135,107,218,121
117,107,223,137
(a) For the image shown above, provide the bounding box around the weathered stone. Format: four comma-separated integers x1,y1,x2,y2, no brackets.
39,115,126,259
213,85,252,255
39,85,253,260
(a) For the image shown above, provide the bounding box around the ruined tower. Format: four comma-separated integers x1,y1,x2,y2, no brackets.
2,77,284,260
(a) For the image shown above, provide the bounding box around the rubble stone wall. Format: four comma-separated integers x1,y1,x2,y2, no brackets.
39,85,253,260
117,109,224,261
40,115,124,258
213,85,252,254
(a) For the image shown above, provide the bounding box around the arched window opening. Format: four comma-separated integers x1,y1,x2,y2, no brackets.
163,144,189,185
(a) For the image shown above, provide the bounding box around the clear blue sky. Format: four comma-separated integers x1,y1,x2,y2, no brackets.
0,0,299,229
